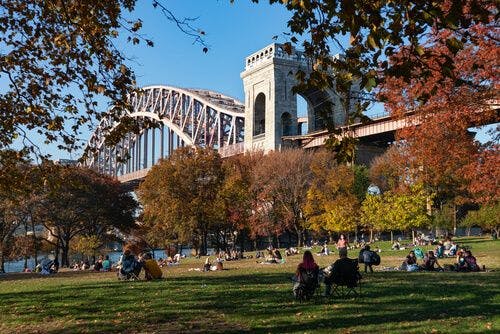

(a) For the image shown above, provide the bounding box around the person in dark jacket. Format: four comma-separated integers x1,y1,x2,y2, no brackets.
324,248,360,296
362,245,374,273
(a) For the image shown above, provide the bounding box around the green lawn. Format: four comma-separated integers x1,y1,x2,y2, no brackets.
1,237,499,333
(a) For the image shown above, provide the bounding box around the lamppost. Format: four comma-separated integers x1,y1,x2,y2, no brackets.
367,184,381,196
366,184,381,243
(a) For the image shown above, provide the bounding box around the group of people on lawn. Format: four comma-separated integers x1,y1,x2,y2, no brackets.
117,249,163,281
402,248,481,272
293,242,483,299
293,248,361,299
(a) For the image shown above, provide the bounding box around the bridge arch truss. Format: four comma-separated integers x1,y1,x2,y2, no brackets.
82,85,245,179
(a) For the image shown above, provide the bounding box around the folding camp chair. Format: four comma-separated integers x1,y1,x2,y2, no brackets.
118,256,142,281
292,267,321,301
327,259,362,299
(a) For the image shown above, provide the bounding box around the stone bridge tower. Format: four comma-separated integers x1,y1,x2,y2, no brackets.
240,43,349,152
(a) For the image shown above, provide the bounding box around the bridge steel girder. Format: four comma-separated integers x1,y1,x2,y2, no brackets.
81,85,245,179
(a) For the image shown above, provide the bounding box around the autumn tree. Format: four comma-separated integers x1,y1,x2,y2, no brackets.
218,153,262,250
0,151,34,272
369,145,408,193
379,19,499,231
38,164,138,266
138,147,225,255
463,143,500,206
304,151,368,237
0,1,210,155
71,235,101,262
244,1,496,159
361,184,431,241
258,0,496,101
462,202,499,238
360,194,385,242
250,149,315,247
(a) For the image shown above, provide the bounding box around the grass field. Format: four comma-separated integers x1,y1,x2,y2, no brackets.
0,237,499,333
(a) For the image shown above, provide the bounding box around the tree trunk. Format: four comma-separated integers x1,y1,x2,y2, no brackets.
61,247,69,267
34,244,38,266
32,229,39,266
61,237,70,267
54,241,60,266
0,246,5,273
453,203,457,236
390,231,394,243
370,229,373,243
297,229,303,248
412,229,415,242
200,230,208,256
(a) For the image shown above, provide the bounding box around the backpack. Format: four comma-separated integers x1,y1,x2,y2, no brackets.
358,249,365,263
299,269,317,286
414,248,424,259
370,252,381,266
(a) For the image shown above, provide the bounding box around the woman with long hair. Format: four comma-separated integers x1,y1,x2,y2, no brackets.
296,250,319,275
293,250,319,300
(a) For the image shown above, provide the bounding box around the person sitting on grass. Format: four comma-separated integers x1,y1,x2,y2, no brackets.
215,258,224,270
40,257,56,275
458,250,480,272
401,250,419,271
81,260,90,270
93,256,103,271
445,242,458,257
422,251,442,271
102,255,112,271
273,249,283,261
435,242,445,258
203,257,211,272
285,247,299,256
261,249,279,264
142,253,162,280
323,248,360,296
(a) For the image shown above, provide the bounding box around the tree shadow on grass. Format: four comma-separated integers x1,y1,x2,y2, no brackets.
0,271,498,333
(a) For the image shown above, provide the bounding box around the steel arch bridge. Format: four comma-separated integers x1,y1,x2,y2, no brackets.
81,85,245,182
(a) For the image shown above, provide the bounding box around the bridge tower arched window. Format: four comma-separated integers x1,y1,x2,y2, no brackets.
281,112,292,136
253,93,266,136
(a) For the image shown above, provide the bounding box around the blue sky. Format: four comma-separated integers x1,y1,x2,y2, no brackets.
123,0,294,100
28,0,496,160
37,0,296,159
